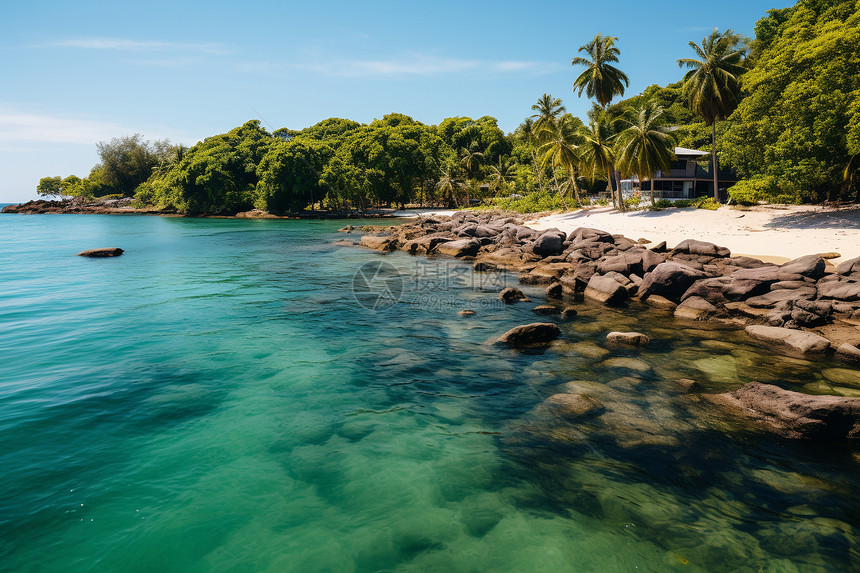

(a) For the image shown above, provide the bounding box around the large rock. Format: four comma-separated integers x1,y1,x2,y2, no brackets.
637,262,707,302
360,234,395,252
671,239,731,258
725,266,803,300
497,322,561,346
745,287,817,308
674,296,718,320
705,382,860,440
779,254,827,279
584,274,628,305
77,247,124,257
533,231,566,257
744,325,831,355
681,277,732,305
436,238,481,257
836,343,860,362
817,277,860,301
836,255,860,276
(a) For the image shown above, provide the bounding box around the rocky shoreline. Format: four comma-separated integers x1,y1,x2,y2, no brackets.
342,209,860,441
0,199,401,219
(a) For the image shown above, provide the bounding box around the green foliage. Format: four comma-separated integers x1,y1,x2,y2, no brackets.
93,134,174,196
722,0,860,201
490,190,565,213
728,176,809,205
571,35,630,108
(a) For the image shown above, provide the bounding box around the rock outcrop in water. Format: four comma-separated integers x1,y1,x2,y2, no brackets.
77,248,124,257
351,210,860,360
705,382,860,440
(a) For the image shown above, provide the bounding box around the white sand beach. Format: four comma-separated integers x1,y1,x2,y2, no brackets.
526,205,860,264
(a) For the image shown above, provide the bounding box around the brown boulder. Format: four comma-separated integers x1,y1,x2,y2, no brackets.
671,239,731,258
605,331,651,346
637,262,708,302
499,287,530,303
584,274,628,305
744,325,831,355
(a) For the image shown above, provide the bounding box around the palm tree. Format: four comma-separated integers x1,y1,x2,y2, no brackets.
579,116,617,207
530,94,566,131
571,35,630,109
459,147,484,180
678,28,746,202
436,165,464,207
538,115,583,208
518,117,545,193
615,104,675,206
488,158,515,197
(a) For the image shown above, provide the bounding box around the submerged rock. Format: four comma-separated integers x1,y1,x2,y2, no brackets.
77,248,124,257
605,331,651,347
497,322,561,346
705,381,860,440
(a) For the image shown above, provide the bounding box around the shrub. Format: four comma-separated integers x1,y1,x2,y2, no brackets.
728,177,810,205
489,191,569,213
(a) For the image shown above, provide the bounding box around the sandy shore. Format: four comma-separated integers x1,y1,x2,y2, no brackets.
526,205,860,264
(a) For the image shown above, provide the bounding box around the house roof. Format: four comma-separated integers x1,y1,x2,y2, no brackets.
675,147,709,157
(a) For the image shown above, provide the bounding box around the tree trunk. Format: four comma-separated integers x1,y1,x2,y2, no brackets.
712,122,719,203
551,171,568,211
606,166,615,208
614,169,625,212
532,151,544,192
651,177,655,206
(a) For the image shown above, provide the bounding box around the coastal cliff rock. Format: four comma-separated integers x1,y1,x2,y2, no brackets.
705,382,860,440
78,248,124,257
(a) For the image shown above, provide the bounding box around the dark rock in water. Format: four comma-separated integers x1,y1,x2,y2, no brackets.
560,307,578,320
671,239,731,258
705,381,860,440
605,331,650,346
836,255,860,276
545,282,563,299
542,393,605,420
499,287,530,303
497,322,561,346
745,325,831,355
675,378,701,393
584,274,628,305
532,305,561,315
77,248,124,257
473,261,499,272
458,310,476,317
779,254,827,279
637,262,707,302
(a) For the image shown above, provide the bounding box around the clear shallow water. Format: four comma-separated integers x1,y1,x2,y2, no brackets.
0,213,858,572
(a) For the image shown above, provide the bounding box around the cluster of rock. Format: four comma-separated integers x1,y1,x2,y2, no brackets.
1,198,170,215
350,210,860,360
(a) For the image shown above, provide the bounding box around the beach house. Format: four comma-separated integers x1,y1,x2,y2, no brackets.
619,147,738,200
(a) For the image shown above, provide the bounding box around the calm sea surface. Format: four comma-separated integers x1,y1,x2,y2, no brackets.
1,212,858,572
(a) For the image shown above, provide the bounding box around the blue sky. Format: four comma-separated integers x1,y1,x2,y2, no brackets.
0,0,786,202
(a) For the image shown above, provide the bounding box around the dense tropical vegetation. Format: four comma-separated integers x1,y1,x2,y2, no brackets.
36,0,858,214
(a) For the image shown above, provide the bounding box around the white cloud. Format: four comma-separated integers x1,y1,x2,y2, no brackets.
294,54,559,78
0,108,194,146
45,37,229,55
0,110,125,145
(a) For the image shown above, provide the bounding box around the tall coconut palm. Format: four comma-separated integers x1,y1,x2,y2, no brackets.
518,117,545,193
571,35,630,109
615,104,675,206
436,164,463,207
530,94,566,131
538,115,583,208
579,116,617,207
678,28,746,202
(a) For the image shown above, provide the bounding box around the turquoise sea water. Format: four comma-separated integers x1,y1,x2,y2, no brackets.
1,213,859,572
